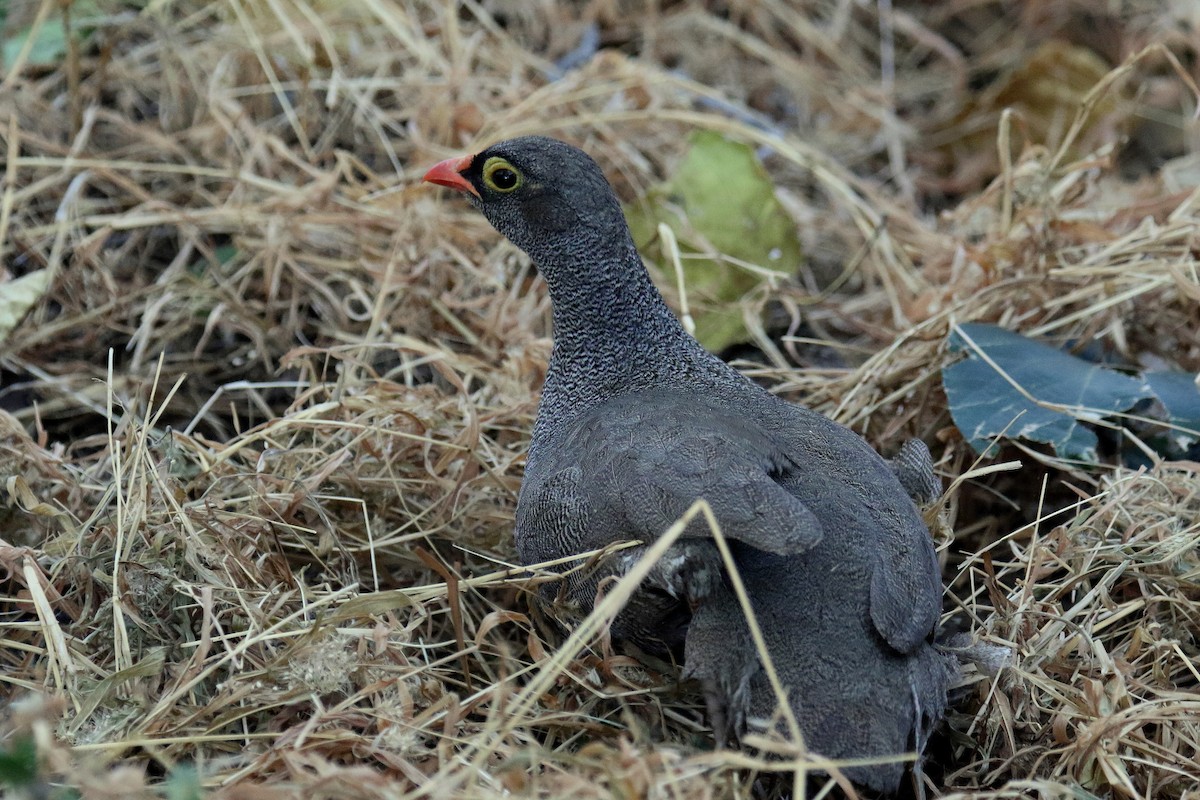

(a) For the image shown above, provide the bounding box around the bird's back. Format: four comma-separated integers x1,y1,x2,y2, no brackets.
694,542,953,792
517,385,954,791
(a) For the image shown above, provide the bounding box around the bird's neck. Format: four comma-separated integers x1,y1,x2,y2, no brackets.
550,244,683,347
527,237,734,466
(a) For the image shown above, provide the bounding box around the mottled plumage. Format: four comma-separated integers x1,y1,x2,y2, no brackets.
424,136,957,793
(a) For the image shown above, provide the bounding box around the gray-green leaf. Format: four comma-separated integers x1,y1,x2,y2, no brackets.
944,323,1154,461
1144,371,1200,452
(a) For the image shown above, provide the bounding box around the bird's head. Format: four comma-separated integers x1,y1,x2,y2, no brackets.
422,136,630,268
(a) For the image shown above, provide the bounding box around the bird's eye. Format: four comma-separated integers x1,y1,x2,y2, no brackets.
482,157,522,193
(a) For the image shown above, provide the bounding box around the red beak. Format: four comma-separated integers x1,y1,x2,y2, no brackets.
422,154,480,198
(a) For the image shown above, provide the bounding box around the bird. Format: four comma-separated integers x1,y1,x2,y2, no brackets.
423,136,957,793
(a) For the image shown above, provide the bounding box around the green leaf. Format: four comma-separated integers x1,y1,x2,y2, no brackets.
3,1,103,70
189,243,239,276
0,734,37,787
214,244,239,264
166,765,205,800
943,323,1153,461
3,18,68,69
624,131,800,352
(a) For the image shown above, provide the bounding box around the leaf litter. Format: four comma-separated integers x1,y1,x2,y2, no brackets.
0,1,1198,798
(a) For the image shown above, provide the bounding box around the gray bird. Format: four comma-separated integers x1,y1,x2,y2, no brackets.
424,137,957,793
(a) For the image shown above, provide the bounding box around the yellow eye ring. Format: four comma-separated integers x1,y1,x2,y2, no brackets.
482,157,522,193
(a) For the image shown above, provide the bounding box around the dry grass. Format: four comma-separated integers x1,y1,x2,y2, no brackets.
1,0,1199,797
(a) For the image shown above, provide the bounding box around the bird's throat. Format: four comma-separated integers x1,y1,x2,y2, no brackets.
529,245,706,459
543,248,690,374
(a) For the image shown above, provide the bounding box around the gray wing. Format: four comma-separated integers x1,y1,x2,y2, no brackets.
577,401,826,557
611,437,825,556
765,404,943,654
515,395,827,656
864,438,942,651
517,424,824,565
866,517,942,653
888,438,942,504
514,465,591,568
